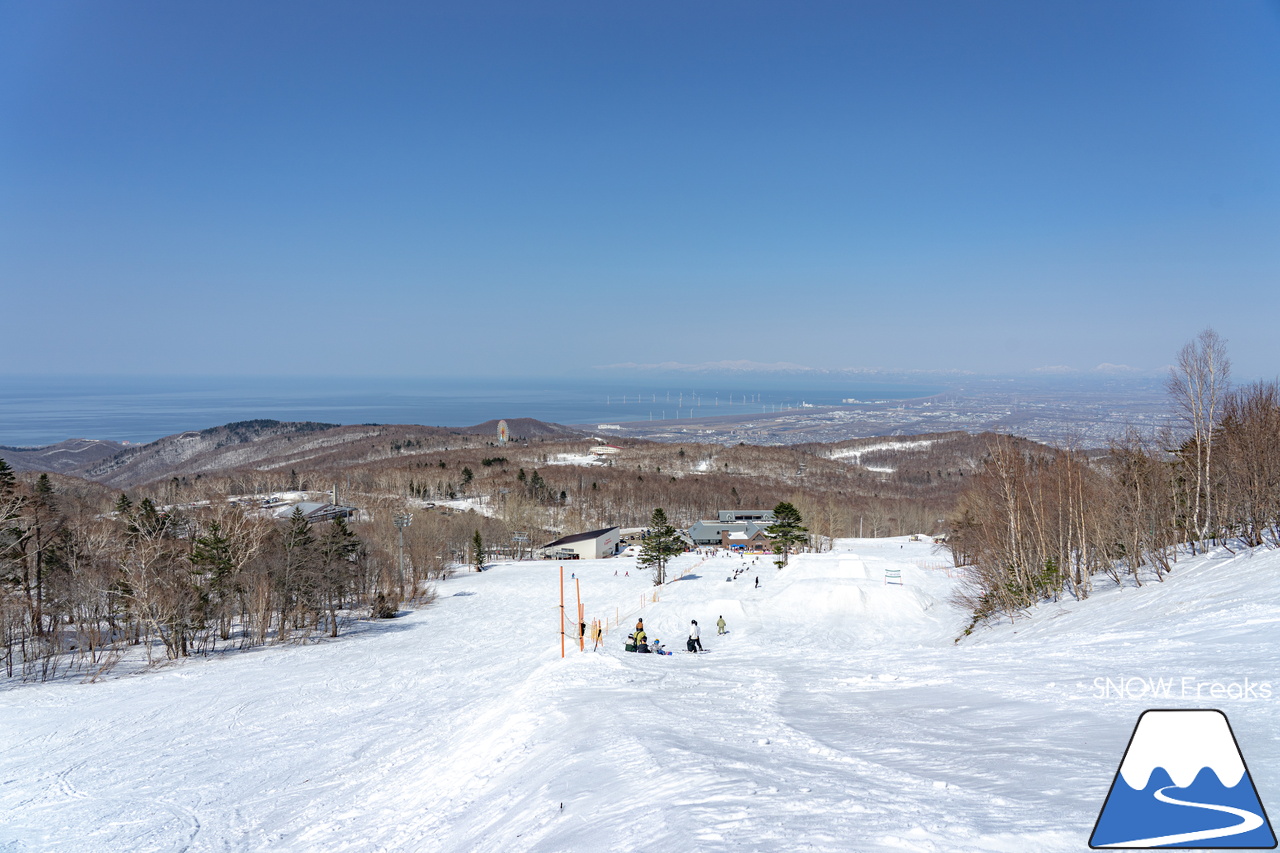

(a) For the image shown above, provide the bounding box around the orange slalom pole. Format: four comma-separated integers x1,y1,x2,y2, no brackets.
559,566,565,659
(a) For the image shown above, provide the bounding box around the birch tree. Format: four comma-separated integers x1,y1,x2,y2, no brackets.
1166,329,1231,549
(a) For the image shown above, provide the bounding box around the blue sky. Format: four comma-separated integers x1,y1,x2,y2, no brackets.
2,1,1278,378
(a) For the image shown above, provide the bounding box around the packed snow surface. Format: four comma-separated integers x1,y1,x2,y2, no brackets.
3,538,1279,851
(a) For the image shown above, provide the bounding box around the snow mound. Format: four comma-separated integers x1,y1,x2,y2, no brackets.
765,576,941,635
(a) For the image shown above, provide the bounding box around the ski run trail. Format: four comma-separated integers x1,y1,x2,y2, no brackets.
2,537,1278,852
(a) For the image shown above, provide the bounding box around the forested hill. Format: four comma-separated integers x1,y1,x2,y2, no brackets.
1,419,582,488
467,418,582,439
0,438,126,476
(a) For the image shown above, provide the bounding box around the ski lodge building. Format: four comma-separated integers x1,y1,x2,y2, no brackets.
686,509,775,548
538,526,622,560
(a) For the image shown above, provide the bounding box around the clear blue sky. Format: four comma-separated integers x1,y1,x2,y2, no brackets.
2,1,1278,378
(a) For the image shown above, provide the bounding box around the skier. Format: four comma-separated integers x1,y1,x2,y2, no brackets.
754,576,759,588
716,615,727,635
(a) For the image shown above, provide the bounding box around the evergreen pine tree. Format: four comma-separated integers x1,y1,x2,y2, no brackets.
638,508,684,585
0,458,15,498
471,529,485,572
767,502,807,568
190,520,234,637
319,517,362,634
280,507,317,635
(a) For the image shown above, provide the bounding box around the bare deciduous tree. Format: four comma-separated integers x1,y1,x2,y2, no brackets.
1167,328,1231,549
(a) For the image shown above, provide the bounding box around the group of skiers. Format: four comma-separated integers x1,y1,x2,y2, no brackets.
625,615,727,654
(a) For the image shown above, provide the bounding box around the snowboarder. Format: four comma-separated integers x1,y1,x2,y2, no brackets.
754,576,759,588
688,620,703,652
716,615,726,635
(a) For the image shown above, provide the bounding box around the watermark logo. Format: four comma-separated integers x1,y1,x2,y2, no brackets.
1090,709,1276,849
1092,676,1273,702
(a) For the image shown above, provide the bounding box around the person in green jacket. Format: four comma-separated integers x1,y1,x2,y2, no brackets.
716,615,727,635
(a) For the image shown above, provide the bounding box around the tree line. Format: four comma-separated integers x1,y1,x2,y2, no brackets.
948,330,1280,633
0,469,439,681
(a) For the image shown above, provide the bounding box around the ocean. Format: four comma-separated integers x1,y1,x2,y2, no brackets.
0,375,946,448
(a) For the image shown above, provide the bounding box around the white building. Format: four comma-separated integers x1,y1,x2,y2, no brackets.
538,526,621,560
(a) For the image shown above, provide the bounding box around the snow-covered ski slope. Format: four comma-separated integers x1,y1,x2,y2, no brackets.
3,538,1278,852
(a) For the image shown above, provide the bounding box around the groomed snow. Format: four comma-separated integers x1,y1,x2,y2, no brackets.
828,439,937,472
544,453,602,467
2,539,1278,851
828,439,937,461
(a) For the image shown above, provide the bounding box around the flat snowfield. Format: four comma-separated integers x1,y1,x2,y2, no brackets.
2,538,1278,852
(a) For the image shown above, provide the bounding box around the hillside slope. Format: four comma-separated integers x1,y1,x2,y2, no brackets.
0,418,583,488
0,438,126,475
1,541,1276,851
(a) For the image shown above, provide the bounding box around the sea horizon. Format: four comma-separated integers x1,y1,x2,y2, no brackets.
0,374,949,448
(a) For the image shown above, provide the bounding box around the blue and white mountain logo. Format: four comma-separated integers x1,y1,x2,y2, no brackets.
1090,709,1276,848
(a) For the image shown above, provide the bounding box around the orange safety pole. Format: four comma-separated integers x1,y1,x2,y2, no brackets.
559,566,565,659
575,578,584,651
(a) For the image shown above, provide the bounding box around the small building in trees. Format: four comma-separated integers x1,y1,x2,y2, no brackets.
538,526,622,560
590,445,622,457
272,501,357,523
